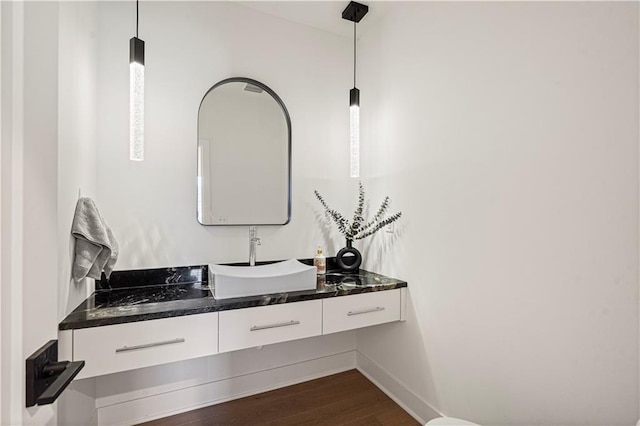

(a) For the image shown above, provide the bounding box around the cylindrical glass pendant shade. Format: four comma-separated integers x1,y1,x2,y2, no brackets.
130,37,145,161
350,104,360,178
349,87,360,178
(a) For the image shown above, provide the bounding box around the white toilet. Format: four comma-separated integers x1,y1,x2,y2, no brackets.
426,417,481,426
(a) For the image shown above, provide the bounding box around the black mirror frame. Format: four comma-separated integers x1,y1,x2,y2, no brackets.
197,77,292,226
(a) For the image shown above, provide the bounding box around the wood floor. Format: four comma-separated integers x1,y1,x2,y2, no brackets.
138,369,419,426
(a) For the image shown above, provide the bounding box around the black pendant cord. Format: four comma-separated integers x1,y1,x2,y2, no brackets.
130,0,144,66
353,20,357,88
136,0,139,38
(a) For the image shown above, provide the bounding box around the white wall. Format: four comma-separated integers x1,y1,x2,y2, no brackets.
0,3,16,423
57,1,99,320
357,2,640,425
91,2,358,423
1,5,10,423
57,4,100,424
1,1,63,424
97,1,356,270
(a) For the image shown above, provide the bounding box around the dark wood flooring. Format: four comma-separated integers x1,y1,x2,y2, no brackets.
138,369,419,426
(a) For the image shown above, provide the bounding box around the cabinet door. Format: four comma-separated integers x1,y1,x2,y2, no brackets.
323,290,401,335
73,313,219,378
218,300,322,353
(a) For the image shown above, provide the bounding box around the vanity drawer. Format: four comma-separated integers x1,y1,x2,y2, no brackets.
73,312,218,379
218,300,322,353
323,289,401,334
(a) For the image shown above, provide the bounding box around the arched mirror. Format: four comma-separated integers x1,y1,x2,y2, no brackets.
197,78,291,225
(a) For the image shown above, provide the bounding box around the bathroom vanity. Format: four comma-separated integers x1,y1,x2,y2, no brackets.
59,262,407,380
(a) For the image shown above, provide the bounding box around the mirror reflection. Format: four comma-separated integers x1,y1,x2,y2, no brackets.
197,78,291,225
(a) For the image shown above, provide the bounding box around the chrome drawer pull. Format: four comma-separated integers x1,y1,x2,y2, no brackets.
115,338,186,353
347,306,385,316
250,320,300,331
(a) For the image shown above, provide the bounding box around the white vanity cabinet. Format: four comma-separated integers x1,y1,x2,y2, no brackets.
219,300,322,353
66,289,405,379
323,289,401,334
73,312,219,379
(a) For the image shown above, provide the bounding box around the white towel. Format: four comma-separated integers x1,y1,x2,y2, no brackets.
71,197,119,281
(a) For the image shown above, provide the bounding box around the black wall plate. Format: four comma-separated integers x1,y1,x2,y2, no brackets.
26,340,84,407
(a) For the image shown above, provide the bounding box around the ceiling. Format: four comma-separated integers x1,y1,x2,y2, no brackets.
237,1,390,38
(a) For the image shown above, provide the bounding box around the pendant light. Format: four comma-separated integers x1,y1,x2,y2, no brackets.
342,1,368,178
130,0,145,161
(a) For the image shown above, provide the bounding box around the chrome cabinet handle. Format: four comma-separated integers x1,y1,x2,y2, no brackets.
115,338,185,353
250,320,300,331
347,306,385,316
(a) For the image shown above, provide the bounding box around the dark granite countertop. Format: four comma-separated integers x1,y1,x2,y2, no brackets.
59,260,407,330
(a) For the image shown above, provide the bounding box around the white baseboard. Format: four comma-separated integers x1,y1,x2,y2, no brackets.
356,350,442,424
97,350,356,426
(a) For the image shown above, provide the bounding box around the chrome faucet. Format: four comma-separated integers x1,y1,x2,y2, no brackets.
249,226,261,266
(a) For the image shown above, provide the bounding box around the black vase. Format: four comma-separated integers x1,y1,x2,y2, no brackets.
336,239,362,272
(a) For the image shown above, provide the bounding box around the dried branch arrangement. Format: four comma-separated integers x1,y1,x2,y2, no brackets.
314,182,402,241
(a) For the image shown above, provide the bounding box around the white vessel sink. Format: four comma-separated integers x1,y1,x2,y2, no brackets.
208,259,317,299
